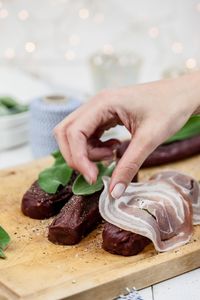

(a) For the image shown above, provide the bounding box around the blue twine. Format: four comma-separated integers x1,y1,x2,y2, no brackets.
29,96,80,158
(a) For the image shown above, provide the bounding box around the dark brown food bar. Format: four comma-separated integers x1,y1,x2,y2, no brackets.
131,173,138,182
48,191,102,245
116,135,200,168
21,172,77,219
102,222,151,256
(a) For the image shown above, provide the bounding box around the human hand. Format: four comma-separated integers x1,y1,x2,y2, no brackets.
54,72,200,199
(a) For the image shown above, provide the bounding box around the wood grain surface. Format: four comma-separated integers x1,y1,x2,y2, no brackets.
0,155,200,300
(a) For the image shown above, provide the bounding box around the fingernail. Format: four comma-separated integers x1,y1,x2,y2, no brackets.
84,175,93,185
111,183,126,199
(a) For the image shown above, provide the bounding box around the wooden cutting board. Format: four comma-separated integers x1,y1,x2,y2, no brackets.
0,155,200,300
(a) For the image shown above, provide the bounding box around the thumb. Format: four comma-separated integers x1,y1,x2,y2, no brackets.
109,125,161,198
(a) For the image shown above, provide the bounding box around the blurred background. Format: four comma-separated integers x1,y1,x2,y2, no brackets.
0,0,200,168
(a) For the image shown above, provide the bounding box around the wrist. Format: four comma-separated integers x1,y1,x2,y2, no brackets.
176,71,200,115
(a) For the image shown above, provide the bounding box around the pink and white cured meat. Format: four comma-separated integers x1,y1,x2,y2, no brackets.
99,171,200,252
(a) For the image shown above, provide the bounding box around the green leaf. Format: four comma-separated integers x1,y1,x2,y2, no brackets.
52,150,62,160
0,226,10,250
38,151,73,194
52,150,66,165
38,151,115,195
0,97,18,109
166,115,200,144
0,248,6,259
0,97,28,115
9,104,28,114
0,226,10,259
38,164,73,194
72,162,115,195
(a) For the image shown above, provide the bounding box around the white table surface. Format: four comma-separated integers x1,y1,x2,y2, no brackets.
0,66,199,300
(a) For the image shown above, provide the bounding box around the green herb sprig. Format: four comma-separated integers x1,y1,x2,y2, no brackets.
0,96,28,116
0,226,10,259
38,151,115,195
72,162,115,195
38,151,73,194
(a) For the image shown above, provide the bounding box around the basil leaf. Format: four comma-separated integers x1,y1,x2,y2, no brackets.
38,164,73,194
9,104,28,114
52,150,62,160
52,150,66,165
166,115,200,144
0,248,6,259
38,151,73,194
0,226,10,259
0,226,10,250
0,97,28,115
0,96,18,109
72,162,115,195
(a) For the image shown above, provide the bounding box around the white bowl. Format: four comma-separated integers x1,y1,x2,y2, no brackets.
0,111,29,150
0,111,29,130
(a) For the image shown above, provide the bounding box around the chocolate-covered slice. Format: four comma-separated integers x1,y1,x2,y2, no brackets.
48,191,102,245
117,135,200,167
21,173,77,219
102,222,151,256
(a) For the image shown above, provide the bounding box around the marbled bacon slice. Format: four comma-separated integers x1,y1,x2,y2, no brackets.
99,171,200,252
150,171,200,225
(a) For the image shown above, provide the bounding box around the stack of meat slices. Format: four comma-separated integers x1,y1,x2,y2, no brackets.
21,169,200,256
100,171,200,254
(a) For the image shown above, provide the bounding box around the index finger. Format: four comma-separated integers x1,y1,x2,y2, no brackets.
67,126,99,184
